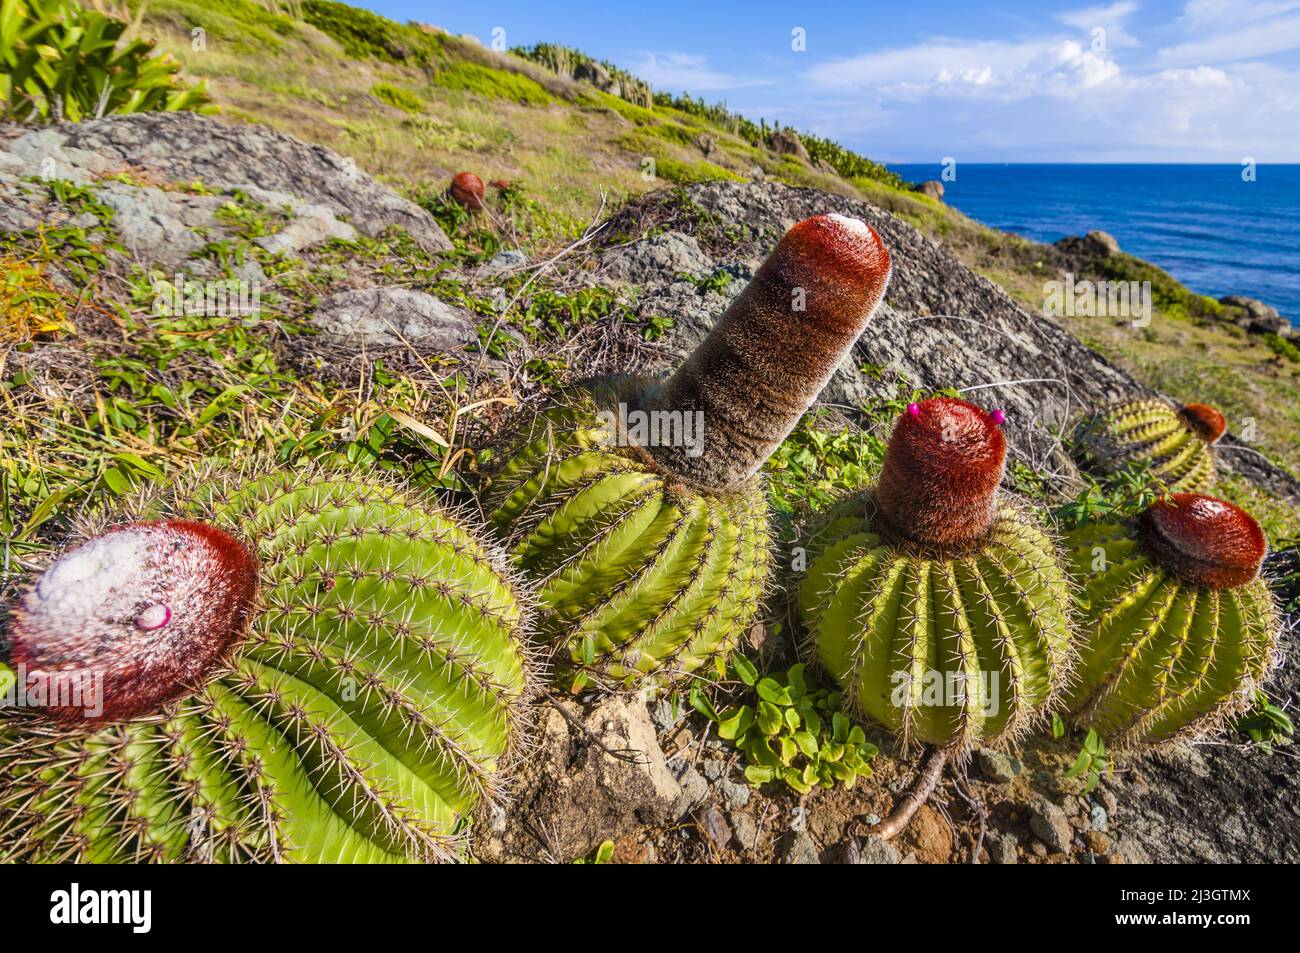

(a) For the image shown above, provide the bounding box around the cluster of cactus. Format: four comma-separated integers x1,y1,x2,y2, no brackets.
0,465,531,863
1063,492,1277,748
1074,398,1226,492
1,205,1289,866
485,213,893,690
798,397,1074,751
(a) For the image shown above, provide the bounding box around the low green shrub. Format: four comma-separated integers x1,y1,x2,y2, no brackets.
432,61,551,106
1263,332,1300,363
370,81,422,113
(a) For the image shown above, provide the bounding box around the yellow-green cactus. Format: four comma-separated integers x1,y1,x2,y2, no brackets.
0,464,532,863
798,398,1074,751
485,214,893,690
1074,398,1225,492
1063,492,1278,748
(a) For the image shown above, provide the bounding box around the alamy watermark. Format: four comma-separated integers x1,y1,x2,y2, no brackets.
595,401,706,458
152,274,261,319
1043,272,1151,327
891,669,1000,717
1,663,104,719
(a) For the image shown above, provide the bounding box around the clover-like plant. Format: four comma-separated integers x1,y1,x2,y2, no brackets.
692,659,878,795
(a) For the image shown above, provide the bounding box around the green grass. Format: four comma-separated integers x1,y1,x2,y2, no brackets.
370,82,423,113
431,62,552,107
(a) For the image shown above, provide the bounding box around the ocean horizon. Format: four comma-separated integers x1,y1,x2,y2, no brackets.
888,163,1300,324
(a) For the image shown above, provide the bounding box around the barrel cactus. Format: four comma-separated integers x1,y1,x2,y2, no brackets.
0,465,532,863
798,397,1074,751
485,214,893,690
1063,492,1278,748
1074,398,1225,492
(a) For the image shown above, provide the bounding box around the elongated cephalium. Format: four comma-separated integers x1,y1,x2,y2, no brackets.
485,214,892,690
1074,398,1226,492
0,465,533,863
1063,492,1278,748
798,397,1074,751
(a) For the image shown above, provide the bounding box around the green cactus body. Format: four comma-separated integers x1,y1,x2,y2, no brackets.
799,495,1073,750
1063,519,1276,748
485,395,770,690
1075,399,1215,492
0,467,531,863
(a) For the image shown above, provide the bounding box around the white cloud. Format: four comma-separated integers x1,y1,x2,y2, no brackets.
806,37,1119,100
1057,2,1141,49
626,52,768,93
609,4,1300,160
1156,11,1300,65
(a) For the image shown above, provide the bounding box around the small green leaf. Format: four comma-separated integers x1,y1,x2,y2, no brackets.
731,654,759,686
757,677,793,706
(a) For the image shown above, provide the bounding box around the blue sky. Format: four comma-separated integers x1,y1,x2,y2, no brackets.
367,1,1300,162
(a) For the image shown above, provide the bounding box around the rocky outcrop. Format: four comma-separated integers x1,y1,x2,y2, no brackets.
0,112,450,253
1055,229,1121,258
914,179,945,202
767,129,810,162
1219,294,1292,336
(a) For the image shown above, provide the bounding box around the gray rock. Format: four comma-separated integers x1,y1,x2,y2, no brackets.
858,834,902,865
701,759,725,782
718,778,751,809
986,833,1019,864
1220,294,1281,320
1113,838,1152,864
731,812,759,852
253,201,356,256
696,804,732,852
1056,229,1121,257
1248,314,1291,336
1090,803,1109,832
648,698,683,732
780,831,820,864
600,231,712,285
1097,788,1119,816
668,758,709,813
10,112,450,250
914,180,945,202
1028,795,1073,853
831,839,860,863
974,748,1017,784
573,60,614,91
312,287,476,350
473,695,682,863
479,248,528,276
768,129,809,162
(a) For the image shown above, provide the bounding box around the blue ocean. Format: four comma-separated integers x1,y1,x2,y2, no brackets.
888,164,1300,324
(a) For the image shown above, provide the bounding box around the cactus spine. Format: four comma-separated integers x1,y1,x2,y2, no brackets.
486,214,892,689
0,465,532,863
798,398,1073,751
1064,493,1278,748
1074,398,1224,492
